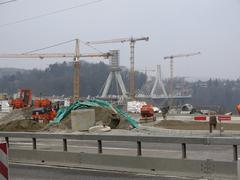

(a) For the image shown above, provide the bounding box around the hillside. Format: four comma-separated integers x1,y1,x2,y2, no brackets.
0,68,29,78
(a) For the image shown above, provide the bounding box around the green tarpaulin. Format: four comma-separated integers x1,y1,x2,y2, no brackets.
50,99,138,128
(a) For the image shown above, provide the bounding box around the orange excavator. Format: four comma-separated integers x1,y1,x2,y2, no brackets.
31,99,56,122
11,89,32,109
139,104,156,122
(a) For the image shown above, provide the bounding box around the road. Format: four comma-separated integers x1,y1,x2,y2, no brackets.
10,163,196,180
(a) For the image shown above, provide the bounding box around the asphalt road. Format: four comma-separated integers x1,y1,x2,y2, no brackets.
9,163,196,180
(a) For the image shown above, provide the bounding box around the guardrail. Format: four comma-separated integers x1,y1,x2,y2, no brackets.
1,132,240,179
0,132,240,161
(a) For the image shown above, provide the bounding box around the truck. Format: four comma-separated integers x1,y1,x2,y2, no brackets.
139,104,156,123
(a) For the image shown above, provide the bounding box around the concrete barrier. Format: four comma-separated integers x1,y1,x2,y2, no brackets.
71,109,95,131
9,149,237,179
2,132,240,179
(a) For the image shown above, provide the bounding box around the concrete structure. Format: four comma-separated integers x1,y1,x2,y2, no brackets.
150,65,168,98
71,109,95,131
101,50,127,98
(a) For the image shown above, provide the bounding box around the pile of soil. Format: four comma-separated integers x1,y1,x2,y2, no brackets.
45,106,131,132
0,105,134,132
0,119,45,132
155,120,240,130
0,109,32,125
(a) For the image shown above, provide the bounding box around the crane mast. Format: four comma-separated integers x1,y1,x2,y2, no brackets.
86,36,149,99
73,39,80,100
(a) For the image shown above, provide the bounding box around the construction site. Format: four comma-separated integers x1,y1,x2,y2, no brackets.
0,37,240,136
1,1,240,180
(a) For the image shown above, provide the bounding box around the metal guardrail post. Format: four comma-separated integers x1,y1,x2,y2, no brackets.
63,138,67,152
5,137,9,148
137,141,142,156
98,140,102,154
233,145,238,161
182,143,187,159
32,138,37,150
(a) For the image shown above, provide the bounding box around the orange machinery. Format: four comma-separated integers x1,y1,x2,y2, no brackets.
31,99,56,122
236,104,240,115
11,89,32,109
140,104,156,122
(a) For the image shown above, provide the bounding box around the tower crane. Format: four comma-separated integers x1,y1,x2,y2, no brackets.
86,36,149,99
0,39,111,100
163,52,200,97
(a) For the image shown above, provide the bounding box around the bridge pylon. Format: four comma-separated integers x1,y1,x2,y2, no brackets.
101,50,127,98
150,65,168,98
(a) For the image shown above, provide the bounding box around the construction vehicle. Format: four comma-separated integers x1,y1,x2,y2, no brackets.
32,98,56,122
11,89,32,109
139,104,156,123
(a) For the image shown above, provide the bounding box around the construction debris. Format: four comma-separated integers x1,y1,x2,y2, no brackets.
51,99,138,129
89,125,111,133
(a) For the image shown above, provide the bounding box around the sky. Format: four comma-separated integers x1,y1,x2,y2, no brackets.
0,0,239,80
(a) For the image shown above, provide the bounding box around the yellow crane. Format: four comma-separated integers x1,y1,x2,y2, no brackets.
0,39,111,100
163,52,201,97
86,36,149,99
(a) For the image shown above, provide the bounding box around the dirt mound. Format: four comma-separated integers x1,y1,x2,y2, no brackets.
0,108,32,125
0,119,45,132
45,106,131,132
155,120,240,130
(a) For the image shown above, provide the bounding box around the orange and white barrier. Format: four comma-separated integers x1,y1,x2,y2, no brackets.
0,143,8,180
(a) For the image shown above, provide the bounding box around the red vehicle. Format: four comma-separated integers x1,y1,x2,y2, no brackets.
140,104,156,122
32,107,56,122
32,99,56,122
11,89,32,109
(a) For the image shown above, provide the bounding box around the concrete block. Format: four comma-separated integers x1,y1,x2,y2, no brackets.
71,109,95,131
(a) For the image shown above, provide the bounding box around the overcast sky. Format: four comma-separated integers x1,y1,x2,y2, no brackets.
0,0,239,80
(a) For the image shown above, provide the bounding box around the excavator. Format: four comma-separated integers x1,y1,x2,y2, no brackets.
10,89,32,109
31,98,56,122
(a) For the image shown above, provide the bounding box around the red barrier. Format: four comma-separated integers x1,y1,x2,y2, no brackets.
218,115,231,121
194,115,207,121
0,143,8,180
